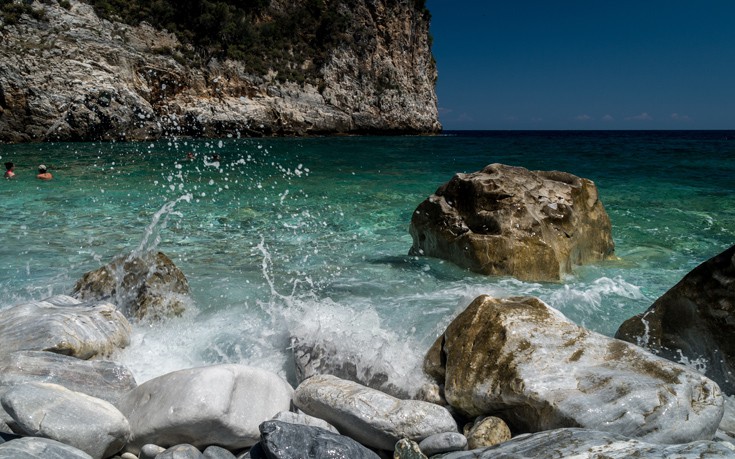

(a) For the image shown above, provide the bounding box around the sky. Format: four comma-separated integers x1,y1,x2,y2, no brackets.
426,1,735,130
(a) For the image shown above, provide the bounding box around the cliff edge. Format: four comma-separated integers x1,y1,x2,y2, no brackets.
0,0,440,142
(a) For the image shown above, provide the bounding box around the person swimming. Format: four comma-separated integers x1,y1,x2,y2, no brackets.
36,164,53,180
4,162,14,179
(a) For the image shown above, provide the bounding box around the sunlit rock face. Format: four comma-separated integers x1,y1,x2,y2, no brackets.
409,164,614,282
616,244,735,395
0,0,439,142
424,295,724,444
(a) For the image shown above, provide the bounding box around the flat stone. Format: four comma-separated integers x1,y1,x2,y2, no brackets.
425,295,724,444
616,244,735,394
417,432,467,456
0,350,136,404
293,374,457,450
0,436,94,459
409,163,614,282
0,295,131,359
433,428,735,458
258,420,380,459
117,364,293,453
1,382,130,459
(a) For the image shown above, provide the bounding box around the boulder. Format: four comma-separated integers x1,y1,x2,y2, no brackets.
408,163,614,282
0,436,94,459
424,295,723,444
258,420,380,459
616,244,735,394
271,411,339,434
417,432,467,457
465,417,511,449
1,382,130,459
71,251,190,320
293,374,457,451
0,295,131,359
0,350,136,404
432,428,735,459
116,364,293,453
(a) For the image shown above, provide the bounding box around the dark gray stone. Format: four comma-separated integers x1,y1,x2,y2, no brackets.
203,445,236,459
259,420,380,459
155,444,204,459
0,436,93,459
418,432,467,456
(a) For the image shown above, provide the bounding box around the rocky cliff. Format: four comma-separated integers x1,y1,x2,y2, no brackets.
0,0,440,142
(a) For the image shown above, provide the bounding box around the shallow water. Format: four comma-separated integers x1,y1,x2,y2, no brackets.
1,131,734,389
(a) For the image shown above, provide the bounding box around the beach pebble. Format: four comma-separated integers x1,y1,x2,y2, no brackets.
293,374,457,450
155,444,204,459
139,443,166,459
120,453,138,459
425,295,724,444
394,438,427,459
0,350,136,405
203,444,237,459
418,432,467,456
1,382,130,459
271,410,339,434
434,428,735,458
0,295,131,359
117,364,293,453
0,436,94,458
466,416,511,449
258,420,380,459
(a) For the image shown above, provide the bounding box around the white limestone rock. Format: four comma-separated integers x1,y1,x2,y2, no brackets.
116,364,293,453
424,295,724,444
293,374,458,450
1,382,130,459
0,295,131,359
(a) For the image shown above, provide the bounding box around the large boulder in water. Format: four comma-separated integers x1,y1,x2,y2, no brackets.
424,295,724,444
616,244,735,395
408,163,614,282
71,251,190,320
0,295,131,359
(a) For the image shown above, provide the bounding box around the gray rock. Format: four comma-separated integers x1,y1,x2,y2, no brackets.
394,438,427,459
258,420,380,459
0,295,131,359
418,432,467,456
139,444,165,459
203,445,236,459
409,164,614,282
433,428,735,458
1,382,130,459
155,444,204,459
272,411,339,434
424,295,724,444
293,374,458,450
0,350,136,404
72,251,191,320
616,244,735,395
0,436,94,459
235,443,265,459
117,364,293,453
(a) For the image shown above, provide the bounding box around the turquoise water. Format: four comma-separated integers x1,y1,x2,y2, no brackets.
1,131,734,388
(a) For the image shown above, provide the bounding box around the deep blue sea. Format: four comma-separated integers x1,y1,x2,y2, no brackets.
1,130,734,389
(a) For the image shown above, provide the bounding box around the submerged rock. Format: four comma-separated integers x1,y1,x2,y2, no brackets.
1,382,130,459
72,251,190,320
408,163,614,282
433,428,735,458
117,364,293,453
0,295,131,359
0,436,93,459
425,295,724,444
0,350,136,405
616,244,735,395
293,374,457,451
258,420,380,459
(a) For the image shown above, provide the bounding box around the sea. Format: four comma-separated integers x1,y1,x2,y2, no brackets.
1,130,734,393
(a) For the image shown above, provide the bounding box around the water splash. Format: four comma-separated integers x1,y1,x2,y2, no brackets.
133,193,192,256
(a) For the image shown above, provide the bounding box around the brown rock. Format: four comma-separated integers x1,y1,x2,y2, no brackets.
466,416,512,449
409,164,614,282
616,244,735,395
71,251,190,320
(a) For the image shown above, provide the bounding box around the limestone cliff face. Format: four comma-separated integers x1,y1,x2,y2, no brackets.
0,0,439,142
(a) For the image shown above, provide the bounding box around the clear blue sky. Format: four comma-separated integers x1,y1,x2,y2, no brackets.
426,1,735,130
